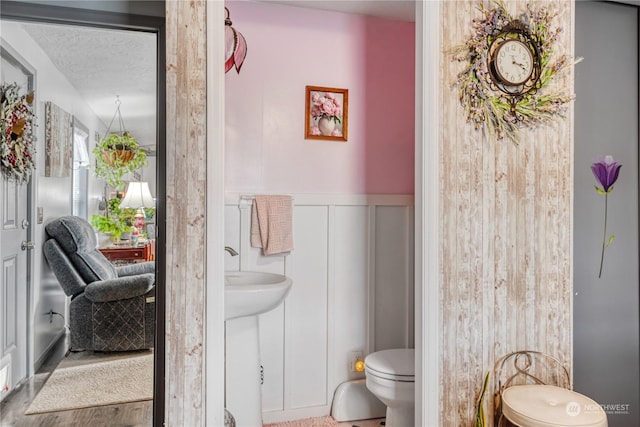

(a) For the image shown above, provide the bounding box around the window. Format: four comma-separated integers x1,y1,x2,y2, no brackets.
72,118,89,218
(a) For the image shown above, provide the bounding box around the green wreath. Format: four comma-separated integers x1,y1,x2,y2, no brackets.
1,83,36,183
451,1,578,144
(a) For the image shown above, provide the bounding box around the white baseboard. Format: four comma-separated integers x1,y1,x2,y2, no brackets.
33,329,66,373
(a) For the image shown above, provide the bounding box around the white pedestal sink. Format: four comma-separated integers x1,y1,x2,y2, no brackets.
225,271,293,321
225,271,293,427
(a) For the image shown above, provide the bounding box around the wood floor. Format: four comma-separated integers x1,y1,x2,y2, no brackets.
0,337,152,427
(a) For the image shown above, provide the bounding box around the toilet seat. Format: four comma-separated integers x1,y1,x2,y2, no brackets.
502,385,607,427
364,349,414,382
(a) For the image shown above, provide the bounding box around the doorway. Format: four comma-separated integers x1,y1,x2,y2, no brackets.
0,1,165,425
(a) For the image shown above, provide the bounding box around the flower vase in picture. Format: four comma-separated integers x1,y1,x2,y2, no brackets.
311,91,341,137
318,116,336,136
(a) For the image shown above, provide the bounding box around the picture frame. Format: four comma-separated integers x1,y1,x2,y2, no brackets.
305,85,348,141
45,101,73,177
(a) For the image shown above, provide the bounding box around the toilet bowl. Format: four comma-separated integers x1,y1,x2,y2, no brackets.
364,348,414,427
501,384,608,427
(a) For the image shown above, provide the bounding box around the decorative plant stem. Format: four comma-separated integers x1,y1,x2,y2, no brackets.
598,193,609,279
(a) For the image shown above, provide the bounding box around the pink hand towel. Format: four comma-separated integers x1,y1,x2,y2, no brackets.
250,195,293,256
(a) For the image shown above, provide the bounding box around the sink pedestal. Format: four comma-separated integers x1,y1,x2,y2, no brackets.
224,271,293,426
226,315,262,427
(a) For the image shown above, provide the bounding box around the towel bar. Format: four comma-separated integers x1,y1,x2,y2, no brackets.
240,194,294,201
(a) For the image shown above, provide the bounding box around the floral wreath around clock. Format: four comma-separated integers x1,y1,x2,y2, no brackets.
1,83,36,183
451,1,579,144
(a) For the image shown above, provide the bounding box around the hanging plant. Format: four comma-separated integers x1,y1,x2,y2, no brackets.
451,1,579,144
0,83,36,183
93,131,147,189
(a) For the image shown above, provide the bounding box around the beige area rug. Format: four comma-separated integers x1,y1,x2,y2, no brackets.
25,352,153,414
264,416,339,427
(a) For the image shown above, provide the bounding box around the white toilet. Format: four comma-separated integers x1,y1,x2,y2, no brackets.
364,348,415,426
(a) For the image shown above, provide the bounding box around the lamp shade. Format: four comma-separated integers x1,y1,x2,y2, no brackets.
119,181,155,209
224,7,247,73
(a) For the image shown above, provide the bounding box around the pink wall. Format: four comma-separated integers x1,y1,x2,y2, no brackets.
225,1,415,194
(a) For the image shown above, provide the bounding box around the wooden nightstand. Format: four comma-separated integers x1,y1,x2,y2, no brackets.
99,240,155,263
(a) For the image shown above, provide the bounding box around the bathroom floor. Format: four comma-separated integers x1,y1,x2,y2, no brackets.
265,416,385,427
337,418,385,427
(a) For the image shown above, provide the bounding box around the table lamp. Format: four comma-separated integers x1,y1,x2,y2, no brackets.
119,181,155,238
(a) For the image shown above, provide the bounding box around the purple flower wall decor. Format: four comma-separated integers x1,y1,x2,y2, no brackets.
591,155,622,278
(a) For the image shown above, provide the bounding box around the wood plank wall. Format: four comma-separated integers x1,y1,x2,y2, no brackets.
165,0,208,425
440,1,574,425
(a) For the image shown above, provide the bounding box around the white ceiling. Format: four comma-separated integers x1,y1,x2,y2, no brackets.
9,1,414,155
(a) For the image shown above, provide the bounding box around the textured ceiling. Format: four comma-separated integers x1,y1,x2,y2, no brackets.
19,22,157,152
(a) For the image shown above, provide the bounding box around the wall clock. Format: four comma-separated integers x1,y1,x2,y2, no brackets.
492,40,534,86
487,20,542,103
451,2,577,144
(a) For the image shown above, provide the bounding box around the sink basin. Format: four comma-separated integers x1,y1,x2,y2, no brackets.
225,271,293,320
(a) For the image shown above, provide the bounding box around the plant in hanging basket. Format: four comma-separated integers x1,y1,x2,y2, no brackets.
93,132,147,189
101,148,135,166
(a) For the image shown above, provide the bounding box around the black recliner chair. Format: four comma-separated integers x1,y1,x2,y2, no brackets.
43,216,155,351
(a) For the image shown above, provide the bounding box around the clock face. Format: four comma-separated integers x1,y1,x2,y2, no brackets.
494,39,534,86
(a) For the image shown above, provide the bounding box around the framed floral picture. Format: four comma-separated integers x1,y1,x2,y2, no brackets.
305,85,348,141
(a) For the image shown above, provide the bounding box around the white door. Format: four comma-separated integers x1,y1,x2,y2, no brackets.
0,180,29,400
0,45,34,401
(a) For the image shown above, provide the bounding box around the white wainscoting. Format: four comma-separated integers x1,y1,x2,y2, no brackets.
224,193,414,422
